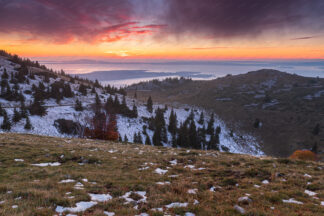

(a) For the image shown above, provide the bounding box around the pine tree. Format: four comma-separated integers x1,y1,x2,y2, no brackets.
153,128,162,146
207,113,215,135
124,135,129,143
1,110,11,131
147,96,153,113
1,68,8,79
79,84,87,96
171,134,177,148
215,126,221,135
118,134,122,142
145,135,151,145
168,109,177,135
24,116,32,130
208,132,220,150
189,120,199,149
0,103,4,116
91,86,96,94
134,91,137,99
133,132,138,143
29,98,47,116
198,111,204,125
188,109,195,122
137,132,143,144
12,108,21,123
75,99,83,111
94,79,101,88
132,103,138,118
20,100,27,118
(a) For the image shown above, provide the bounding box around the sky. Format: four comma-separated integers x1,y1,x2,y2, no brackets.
1,0,324,60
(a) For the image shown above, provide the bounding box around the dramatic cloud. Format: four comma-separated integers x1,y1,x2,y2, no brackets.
0,0,161,43
162,0,324,38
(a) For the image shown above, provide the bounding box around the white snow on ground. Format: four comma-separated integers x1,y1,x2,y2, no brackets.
156,181,171,185
31,162,61,167
154,168,168,175
304,174,312,178
282,198,303,205
104,212,115,216
165,202,188,208
121,191,147,204
59,179,75,183
74,182,84,190
304,190,317,196
0,57,264,156
14,159,24,162
89,193,112,202
169,159,177,165
188,189,198,194
56,201,97,213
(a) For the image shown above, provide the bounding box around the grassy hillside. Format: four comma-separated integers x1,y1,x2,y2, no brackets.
127,70,324,157
0,133,323,215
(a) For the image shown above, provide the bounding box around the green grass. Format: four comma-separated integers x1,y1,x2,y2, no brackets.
0,133,323,215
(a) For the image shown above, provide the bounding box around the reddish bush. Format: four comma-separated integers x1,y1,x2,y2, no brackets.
84,113,119,141
290,150,317,161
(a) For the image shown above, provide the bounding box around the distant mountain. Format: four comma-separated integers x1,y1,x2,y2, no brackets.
77,70,213,81
127,69,324,157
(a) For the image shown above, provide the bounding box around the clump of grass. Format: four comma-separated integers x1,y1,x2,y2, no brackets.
221,178,237,186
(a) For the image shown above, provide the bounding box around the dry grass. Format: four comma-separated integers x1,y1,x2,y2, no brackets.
0,133,323,215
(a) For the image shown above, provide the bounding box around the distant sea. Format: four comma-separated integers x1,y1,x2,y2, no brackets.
41,60,324,87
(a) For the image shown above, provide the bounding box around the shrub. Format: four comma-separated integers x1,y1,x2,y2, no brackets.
289,150,317,161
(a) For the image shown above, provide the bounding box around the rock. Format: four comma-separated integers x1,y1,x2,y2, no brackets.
234,205,246,215
238,196,252,205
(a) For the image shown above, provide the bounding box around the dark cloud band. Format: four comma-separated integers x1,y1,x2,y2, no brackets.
162,0,324,38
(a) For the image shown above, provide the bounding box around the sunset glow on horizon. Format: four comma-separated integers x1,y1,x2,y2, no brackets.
1,0,324,60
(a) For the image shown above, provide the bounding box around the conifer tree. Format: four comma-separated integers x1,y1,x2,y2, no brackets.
198,111,204,125
189,120,199,149
215,126,221,135
79,84,87,96
147,96,153,113
168,109,177,135
91,86,96,94
124,135,128,143
1,110,11,131
29,98,47,116
137,132,143,144
20,100,27,118
1,68,8,79
133,132,138,143
207,113,215,135
24,116,32,130
208,132,220,150
132,103,138,118
75,99,83,111
0,103,4,116
12,108,21,123
145,135,151,145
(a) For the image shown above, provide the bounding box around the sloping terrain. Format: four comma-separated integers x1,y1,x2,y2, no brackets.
0,134,323,216
127,70,324,157
0,52,262,155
